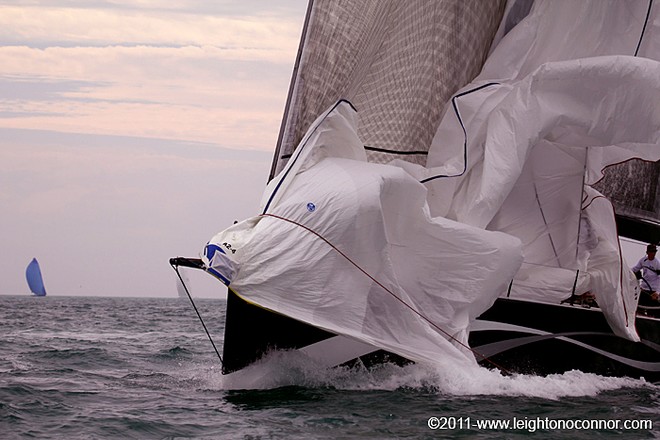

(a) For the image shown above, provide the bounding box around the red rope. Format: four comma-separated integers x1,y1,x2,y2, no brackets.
261,213,512,375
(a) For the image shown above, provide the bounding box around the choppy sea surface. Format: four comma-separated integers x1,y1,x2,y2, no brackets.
2,295,660,439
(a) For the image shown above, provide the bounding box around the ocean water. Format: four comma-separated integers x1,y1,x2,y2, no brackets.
2,295,660,439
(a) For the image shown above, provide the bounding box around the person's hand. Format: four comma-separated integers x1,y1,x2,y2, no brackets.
652,292,659,301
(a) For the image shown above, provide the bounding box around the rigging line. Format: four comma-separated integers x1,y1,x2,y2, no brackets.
641,276,654,292
532,179,562,268
170,261,224,367
571,270,580,295
575,148,589,262
260,212,512,375
634,0,654,57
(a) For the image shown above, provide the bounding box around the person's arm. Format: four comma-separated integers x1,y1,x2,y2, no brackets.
651,261,660,275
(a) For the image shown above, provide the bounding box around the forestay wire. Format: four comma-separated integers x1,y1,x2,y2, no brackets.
170,261,224,367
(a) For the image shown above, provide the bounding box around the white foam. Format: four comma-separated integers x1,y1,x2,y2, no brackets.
201,350,655,399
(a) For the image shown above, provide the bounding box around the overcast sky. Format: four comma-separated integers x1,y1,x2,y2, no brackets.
0,1,308,297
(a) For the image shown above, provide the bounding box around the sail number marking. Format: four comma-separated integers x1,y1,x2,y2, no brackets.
222,242,237,254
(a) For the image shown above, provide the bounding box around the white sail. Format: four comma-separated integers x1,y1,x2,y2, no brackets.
273,0,507,175
205,101,523,367
416,0,660,340
205,0,660,367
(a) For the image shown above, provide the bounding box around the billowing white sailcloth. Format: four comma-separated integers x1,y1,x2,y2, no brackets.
204,0,660,367
205,101,523,367
415,0,660,340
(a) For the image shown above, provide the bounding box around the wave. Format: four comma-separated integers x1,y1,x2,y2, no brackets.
122,372,174,381
199,349,656,399
156,346,193,359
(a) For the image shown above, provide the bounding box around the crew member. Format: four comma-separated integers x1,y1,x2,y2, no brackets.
632,244,660,306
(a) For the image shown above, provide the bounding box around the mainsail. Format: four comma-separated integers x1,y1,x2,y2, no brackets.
595,160,660,244
205,0,660,369
273,0,507,176
26,258,47,297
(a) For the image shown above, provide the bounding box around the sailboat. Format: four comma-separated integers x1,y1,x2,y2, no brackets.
26,258,47,297
173,0,660,379
176,268,190,299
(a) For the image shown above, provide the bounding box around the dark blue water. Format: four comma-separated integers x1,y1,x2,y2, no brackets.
2,295,659,439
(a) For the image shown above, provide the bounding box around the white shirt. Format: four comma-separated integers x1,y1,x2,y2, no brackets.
632,255,660,292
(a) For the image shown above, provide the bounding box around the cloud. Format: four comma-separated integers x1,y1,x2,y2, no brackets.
0,2,306,296
0,94,285,147
0,44,294,147
0,5,303,55
0,45,293,94
0,2,306,147
0,129,272,224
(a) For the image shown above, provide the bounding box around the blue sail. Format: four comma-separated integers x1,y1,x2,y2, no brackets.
26,258,47,297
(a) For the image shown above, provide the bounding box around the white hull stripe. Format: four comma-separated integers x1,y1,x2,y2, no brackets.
472,320,660,372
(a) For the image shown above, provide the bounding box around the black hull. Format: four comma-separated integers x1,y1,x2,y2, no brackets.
222,290,660,381
471,298,660,380
222,289,333,374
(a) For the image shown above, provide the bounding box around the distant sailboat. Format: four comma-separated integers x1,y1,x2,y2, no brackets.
26,258,47,297
176,268,189,299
